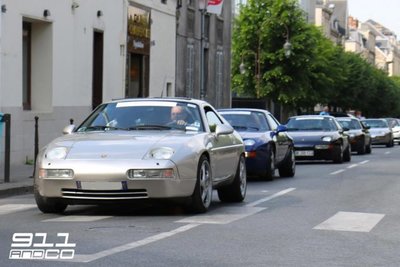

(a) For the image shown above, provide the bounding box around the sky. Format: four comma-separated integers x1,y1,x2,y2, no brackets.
348,0,400,38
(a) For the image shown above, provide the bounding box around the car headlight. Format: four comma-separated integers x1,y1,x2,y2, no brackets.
146,147,174,160
244,139,256,146
46,147,69,160
321,136,332,142
349,133,355,138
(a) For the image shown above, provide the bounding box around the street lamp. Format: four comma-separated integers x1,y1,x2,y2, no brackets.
199,0,208,100
283,25,292,58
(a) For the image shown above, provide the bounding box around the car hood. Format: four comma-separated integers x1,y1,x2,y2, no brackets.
46,131,197,160
238,131,269,140
287,131,335,142
369,128,390,135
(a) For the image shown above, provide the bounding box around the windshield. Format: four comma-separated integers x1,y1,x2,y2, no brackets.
337,119,362,130
76,101,204,132
362,119,388,129
286,117,338,132
220,111,271,132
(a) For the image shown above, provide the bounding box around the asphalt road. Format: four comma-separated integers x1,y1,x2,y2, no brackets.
1,145,400,266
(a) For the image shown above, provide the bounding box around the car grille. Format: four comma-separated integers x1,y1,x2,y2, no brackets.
61,188,148,200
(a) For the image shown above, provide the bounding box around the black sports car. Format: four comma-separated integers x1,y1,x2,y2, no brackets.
285,115,351,163
219,109,295,180
336,117,372,154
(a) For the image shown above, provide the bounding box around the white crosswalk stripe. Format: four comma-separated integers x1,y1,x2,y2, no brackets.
0,204,37,215
314,211,385,232
42,215,112,222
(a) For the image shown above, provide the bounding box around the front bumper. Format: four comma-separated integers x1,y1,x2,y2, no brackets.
35,159,196,201
371,134,391,145
294,144,336,161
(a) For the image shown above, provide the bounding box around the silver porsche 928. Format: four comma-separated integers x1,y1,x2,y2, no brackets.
34,98,247,214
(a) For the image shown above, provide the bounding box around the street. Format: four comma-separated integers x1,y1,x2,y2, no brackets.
1,145,400,266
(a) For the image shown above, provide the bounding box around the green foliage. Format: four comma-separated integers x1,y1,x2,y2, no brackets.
232,0,400,117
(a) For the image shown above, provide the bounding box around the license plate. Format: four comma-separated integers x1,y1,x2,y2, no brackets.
80,182,122,190
295,150,314,156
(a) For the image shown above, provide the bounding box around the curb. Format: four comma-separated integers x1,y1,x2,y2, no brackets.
0,185,34,198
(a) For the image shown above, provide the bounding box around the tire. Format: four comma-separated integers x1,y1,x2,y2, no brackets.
34,187,67,214
278,148,295,178
218,155,247,202
188,155,213,213
343,145,351,162
366,141,372,154
263,146,275,181
357,139,366,155
386,138,394,147
332,144,343,163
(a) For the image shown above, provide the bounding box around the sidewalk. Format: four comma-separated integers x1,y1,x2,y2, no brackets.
0,164,34,198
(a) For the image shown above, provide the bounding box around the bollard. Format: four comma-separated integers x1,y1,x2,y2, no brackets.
3,114,11,183
32,116,39,178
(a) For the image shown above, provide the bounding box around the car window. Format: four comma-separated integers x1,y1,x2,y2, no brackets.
205,108,223,132
362,119,388,128
220,111,271,132
77,101,204,132
286,117,337,131
338,119,362,130
267,114,279,130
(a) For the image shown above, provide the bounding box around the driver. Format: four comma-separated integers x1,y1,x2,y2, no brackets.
170,106,188,126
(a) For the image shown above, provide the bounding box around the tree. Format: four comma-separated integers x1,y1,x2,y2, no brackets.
232,0,321,108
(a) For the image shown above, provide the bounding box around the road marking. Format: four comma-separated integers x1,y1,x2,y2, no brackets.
68,223,200,263
330,169,345,175
385,151,391,155
347,164,358,169
43,215,112,222
177,206,265,224
0,204,36,215
261,190,269,193
314,211,385,232
359,160,369,165
246,188,296,207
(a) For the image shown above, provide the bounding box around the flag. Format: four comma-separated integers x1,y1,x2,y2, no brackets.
207,0,224,15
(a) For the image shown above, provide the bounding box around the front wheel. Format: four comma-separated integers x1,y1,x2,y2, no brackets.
278,148,295,178
34,187,67,214
218,155,247,202
188,155,213,213
332,144,343,164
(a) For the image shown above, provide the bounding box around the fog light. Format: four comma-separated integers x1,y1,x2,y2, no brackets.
39,169,74,178
315,145,329,149
128,169,175,179
245,151,257,158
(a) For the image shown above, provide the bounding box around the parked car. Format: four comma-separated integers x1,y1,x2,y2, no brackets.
285,115,351,163
383,118,400,144
361,119,394,147
336,117,372,154
218,108,295,180
34,98,247,214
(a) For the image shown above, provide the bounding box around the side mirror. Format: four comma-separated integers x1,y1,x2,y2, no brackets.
63,125,76,135
342,127,350,132
276,125,288,133
215,124,234,136
270,125,287,138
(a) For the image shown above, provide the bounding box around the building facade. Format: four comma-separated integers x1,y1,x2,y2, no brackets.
175,0,233,108
0,0,177,166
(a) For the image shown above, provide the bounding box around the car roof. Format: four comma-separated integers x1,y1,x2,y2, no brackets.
218,108,272,114
106,97,209,106
290,115,335,119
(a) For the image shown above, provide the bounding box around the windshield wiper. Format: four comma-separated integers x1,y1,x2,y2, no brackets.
83,125,127,131
128,125,172,130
